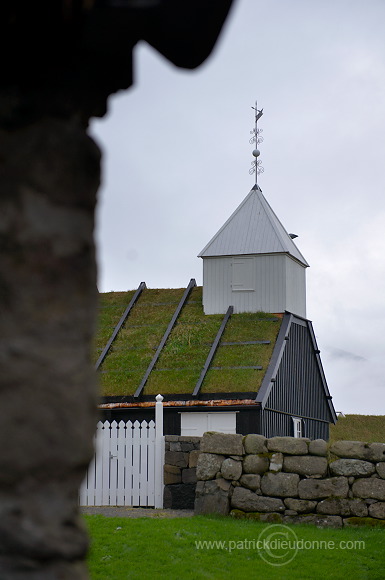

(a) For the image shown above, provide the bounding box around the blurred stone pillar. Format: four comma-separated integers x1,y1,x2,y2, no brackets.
0,2,234,577
0,114,100,578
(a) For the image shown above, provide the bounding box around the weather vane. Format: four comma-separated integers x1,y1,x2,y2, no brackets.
249,101,264,183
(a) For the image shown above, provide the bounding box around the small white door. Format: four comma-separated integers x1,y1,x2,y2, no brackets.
232,257,255,291
180,412,237,436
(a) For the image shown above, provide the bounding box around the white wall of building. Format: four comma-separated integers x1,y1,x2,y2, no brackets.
202,253,306,317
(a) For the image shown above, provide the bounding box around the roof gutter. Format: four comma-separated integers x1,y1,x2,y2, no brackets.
99,398,260,410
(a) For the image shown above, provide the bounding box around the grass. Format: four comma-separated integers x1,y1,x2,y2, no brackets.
330,415,385,444
94,287,281,396
84,514,384,579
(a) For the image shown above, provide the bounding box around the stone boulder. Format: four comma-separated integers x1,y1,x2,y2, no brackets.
330,459,375,477
368,502,385,519
243,454,269,474
298,477,349,500
164,464,181,485
317,498,368,517
267,437,308,455
330,441,385,462
261,472,299,498
283,455,328,477
182,468,197,484
376,463,385,479
231,487,285,513
165,482,197,510
308,439,328,456
239,474,261,492
165,451,189,468
196,453,223,480
284,498,317,513
221,458,242,481
195,479,231,515
269,453,283,473
200,433,244,455
352,478,385,500
243,434,267,454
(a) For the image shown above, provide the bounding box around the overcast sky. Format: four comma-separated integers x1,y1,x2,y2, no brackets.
89,0,385,416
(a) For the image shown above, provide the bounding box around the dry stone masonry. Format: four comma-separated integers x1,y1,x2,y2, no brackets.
164,436,201,509
194,433,385,527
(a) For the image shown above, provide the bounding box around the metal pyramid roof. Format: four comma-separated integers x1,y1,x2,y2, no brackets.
198,185,309,267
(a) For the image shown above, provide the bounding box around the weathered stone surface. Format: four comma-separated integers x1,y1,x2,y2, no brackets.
200,433,244,455
284,515,343,528
330,459,375,477
166,482,197,509
195,479,231,515
243,454,269,474
267,436,308,455
261,472,300,498
170,442,182,452
182,468,197,484
221,458,242,481
299,477,349,499
0,117,100,577
243,434,267,454
317,498,368,517
368,502,385,519
308,439,328,456
181,442,195,452
231,487,285,513
164,464,181,485
284,498,317,513
376,463,385,479
196,453,223,480
330,441,385,462
352,478,385,500
189,450,201,468
240,474,261,492
165,451,189,468
369,443,385,462
178,436,201,444
283,455,328,477
269,452,283,473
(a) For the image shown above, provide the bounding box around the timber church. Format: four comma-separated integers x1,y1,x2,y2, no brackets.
95,107,336,440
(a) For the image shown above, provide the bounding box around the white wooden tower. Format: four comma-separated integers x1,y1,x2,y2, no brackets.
198,104,309,317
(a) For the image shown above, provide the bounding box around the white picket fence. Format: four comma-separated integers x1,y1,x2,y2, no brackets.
80,395,164,508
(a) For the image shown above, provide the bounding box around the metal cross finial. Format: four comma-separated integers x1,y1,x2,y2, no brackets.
249,100,264,184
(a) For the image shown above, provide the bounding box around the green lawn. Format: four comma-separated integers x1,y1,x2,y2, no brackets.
84,515,384,580
330,415,385,444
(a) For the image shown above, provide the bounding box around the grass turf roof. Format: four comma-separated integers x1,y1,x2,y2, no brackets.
329,414,385,444
94,286,282,397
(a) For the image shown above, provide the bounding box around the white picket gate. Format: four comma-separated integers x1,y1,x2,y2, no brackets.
79,395,164,508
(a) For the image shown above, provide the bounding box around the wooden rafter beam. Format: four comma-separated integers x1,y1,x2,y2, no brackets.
134,278,197,399
192,305,233,398
95,281,146,371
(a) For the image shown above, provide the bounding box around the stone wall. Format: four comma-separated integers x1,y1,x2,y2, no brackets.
194,433,385,527
164,435,201,510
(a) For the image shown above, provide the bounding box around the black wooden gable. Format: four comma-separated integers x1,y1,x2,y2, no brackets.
256,312,336,440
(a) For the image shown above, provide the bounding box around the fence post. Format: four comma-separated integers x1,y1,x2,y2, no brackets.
154,394,164,508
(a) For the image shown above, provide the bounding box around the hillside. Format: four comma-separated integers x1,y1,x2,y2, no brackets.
329,414,385,443
94,286,282,397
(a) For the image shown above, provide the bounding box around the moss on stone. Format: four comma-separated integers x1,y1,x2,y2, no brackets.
344,517,385,527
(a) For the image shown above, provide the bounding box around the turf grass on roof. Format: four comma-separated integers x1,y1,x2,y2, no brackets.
94,286,281,397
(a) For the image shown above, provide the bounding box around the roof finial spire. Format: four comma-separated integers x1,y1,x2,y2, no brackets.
249,100,264,185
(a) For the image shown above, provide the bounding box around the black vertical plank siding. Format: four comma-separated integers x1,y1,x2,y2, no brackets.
262,318,333,440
